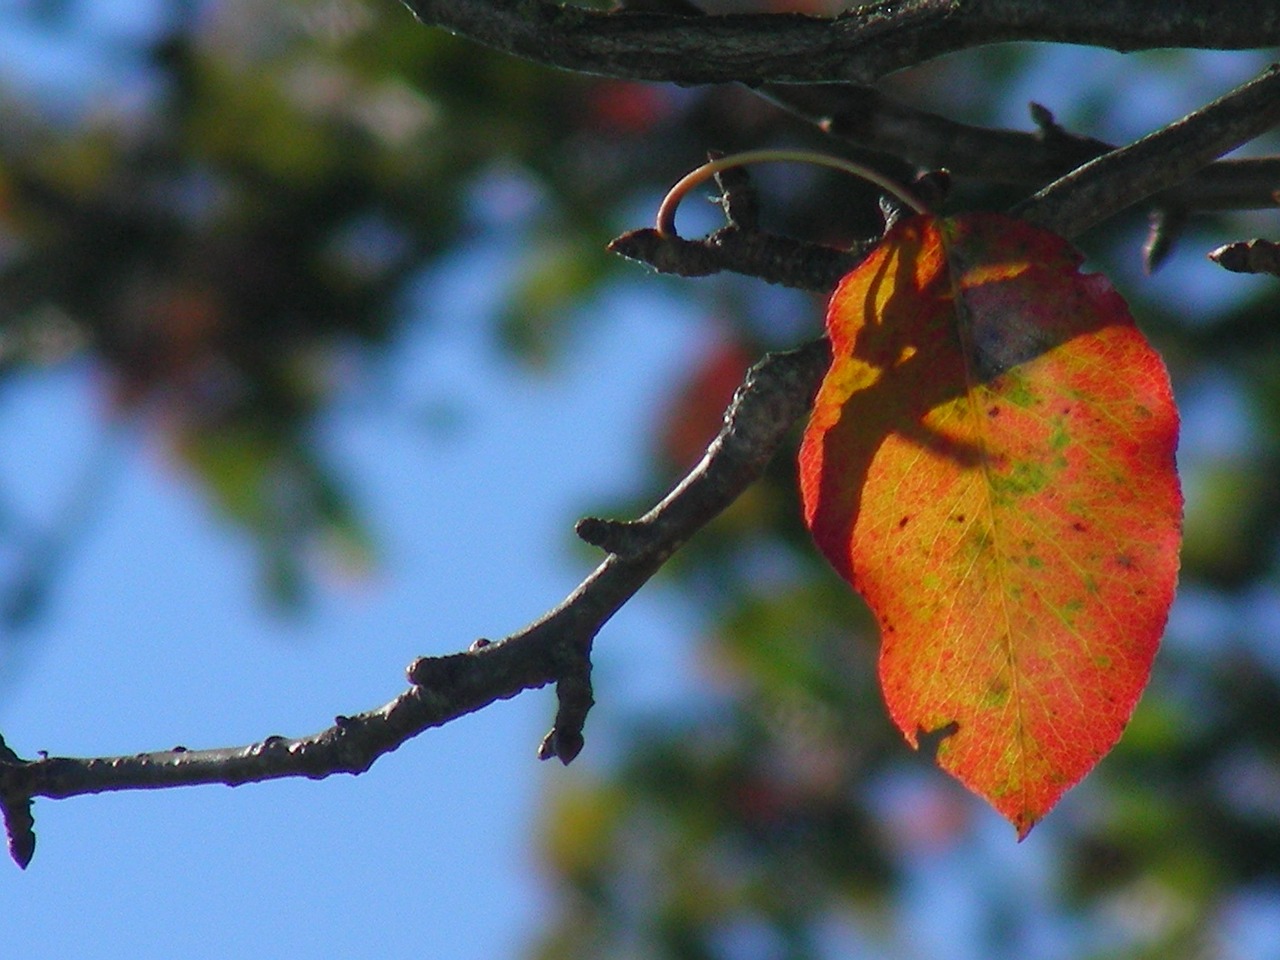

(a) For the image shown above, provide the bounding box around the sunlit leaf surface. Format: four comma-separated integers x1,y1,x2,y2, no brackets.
799,212,1182,835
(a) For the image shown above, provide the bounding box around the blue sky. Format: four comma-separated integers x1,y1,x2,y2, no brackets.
0,244,710,957
0,8,708,954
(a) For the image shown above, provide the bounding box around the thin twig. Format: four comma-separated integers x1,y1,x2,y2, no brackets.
10,0,1278,876
608,225,871,290
1014,63,1280,237
0,337,834,868
1209,239,1280,276
613,0,1280,215
766,84,1280,213
612,161,877,290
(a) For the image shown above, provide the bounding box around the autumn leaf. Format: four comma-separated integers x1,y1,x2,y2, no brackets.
798,212,1182,837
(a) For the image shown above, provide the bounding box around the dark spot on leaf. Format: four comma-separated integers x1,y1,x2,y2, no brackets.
898,516,910,528
988,405,1000,417
1115,553,1136,569
1071,521,1086,532
916,720,960,761
970,309,1054,381
953,514,966,523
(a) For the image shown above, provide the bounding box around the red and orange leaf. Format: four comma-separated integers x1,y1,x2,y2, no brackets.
798,212,1181,837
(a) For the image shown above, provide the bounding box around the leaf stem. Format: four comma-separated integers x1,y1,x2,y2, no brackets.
655,149,931,237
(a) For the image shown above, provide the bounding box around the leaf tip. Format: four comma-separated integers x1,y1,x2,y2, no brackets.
1013,813,1040,842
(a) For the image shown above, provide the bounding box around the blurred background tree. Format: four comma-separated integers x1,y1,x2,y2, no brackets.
1,1,1279,958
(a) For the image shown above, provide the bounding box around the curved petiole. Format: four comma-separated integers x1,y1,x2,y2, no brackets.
655,148,931,237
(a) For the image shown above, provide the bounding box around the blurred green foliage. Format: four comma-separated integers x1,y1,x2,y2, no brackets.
2,2,1280,957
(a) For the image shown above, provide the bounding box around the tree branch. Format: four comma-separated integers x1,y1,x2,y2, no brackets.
0,335,833,868
608,60,1280,291
8,0,1276,876
607,225,869,290
766,84,1280,213
607,156,880,289
396,0,1280,85
1209,238,1280,276
1014,63,1280,237
615,0,1280,215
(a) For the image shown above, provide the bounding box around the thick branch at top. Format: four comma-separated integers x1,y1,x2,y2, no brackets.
398,0,1280,85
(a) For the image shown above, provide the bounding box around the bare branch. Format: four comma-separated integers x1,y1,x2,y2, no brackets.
768,84,1109,182
397,0,959,85
0,335,834,867
614,0,1280,214
1177,159,1280,212
608,79,1280,292
1014,63,1280,237
1209,238,1280,276
577,336,832,559
396,0,1280,85
608,225,870,290
766,84,1280,213
8,0,1275,877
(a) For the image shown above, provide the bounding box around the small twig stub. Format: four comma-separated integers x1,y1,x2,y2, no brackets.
1209,238,1280,276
